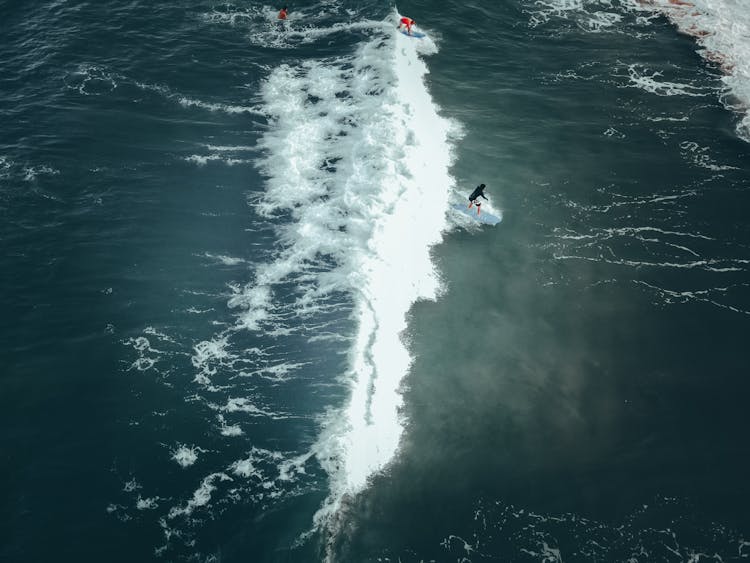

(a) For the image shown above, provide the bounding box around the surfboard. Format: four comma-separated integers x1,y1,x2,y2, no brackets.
400,30,425,38
452,204,502,226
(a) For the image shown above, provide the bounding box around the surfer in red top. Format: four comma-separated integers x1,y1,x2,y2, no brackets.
397,16,416,35
278,6,288,20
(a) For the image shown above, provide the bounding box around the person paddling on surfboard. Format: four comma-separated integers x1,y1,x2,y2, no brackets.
397,16,416,35
468,183,488,215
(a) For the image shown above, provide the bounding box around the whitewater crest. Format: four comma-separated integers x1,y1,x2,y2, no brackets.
247,16,457,543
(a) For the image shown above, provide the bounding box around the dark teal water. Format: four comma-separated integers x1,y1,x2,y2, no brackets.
2,0,749,562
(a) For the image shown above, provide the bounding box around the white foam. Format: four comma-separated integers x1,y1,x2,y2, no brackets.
227,283,273,331
625,64,711,97
230,457,263,479
0,156,11,179
177,96,264,116
216,414,244,436
239,360,307,382
22,165,60,182
228,446,289,483
604,126,627,138
136,496,160,510
527,0,623,31
167,472,233,519
170,444,205,468
123,478,141,493
679,140,739,170
133,79,266,116
278,451,313,481
201,253,246,266
245,19,395,50
636,280,750,315
64,63,118,95
143,326,177,344
222,397,270,415
184,154,224,166
183,154,252,166
201,6,267,26
191,336,232,386
124,335,162,372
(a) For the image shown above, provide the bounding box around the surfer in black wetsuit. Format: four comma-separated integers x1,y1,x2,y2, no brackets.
468,183,487,215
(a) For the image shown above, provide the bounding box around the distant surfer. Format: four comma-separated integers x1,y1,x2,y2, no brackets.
468,183,488,215
278,6,288,20
397,16,416,35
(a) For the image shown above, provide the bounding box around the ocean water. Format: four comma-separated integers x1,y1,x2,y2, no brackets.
2,0,749,562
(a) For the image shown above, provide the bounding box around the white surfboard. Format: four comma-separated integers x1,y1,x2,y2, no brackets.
452,203,502,226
